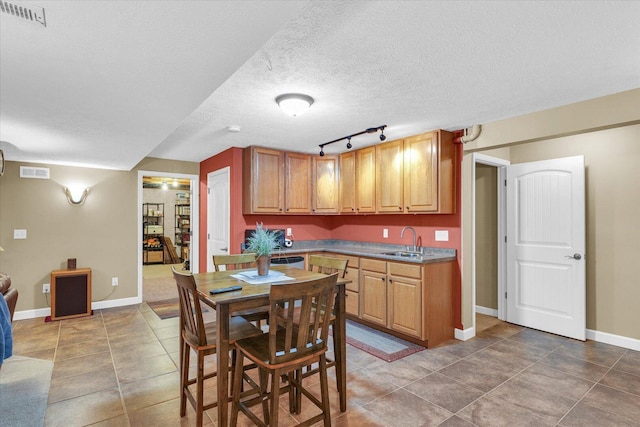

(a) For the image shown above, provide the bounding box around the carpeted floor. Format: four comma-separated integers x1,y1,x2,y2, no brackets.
0,356,53,426
143,263,183,302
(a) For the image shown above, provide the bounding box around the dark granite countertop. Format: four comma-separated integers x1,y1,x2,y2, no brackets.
269,239,456,264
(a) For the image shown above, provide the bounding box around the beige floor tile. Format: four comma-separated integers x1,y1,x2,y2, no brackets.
48,367,119,404
44,388,124,427
405,372,484,413
559,401,639,427
363,388,452,427
457,394,553,426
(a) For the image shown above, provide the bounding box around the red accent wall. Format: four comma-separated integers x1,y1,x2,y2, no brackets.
200,144,463,329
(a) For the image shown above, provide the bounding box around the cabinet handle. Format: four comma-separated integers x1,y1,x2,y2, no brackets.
381,277,386,282
406,206,409,210
389,278,393,283
398,206,402,210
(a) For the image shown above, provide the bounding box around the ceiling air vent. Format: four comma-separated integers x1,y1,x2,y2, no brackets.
20,166,50,179
0,1,46,27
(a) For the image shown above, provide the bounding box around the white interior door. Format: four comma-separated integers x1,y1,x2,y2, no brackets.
207,167,230,272
506,156,586,340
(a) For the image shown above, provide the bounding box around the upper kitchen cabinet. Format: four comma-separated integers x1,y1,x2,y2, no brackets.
312,155,339,214
376,139,404,213
355,146,376,213
243,146,284,214
285,152,312,213
404,130,456,213
338,151,356,213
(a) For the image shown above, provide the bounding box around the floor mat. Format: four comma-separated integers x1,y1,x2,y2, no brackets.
343,319,424,362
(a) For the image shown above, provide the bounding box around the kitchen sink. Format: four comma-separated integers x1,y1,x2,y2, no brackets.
380,251,423,258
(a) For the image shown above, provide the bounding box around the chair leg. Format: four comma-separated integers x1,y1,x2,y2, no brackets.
319,354,331,427
196,351,205,427
260,368,270,425
230,349,244,427
180,342,190,417
270,370,281,427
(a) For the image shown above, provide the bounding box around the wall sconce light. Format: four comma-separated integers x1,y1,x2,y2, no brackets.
275,93,314,117
319,125,387,156
64,187,90,205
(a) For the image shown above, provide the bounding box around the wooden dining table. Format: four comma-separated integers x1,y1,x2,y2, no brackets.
194,265,348,427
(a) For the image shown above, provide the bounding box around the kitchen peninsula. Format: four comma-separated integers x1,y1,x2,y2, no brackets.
271,239,456,348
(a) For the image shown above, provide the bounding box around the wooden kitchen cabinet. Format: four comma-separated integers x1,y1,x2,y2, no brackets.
388,262,422,338
338,151,356,213
359,258,387,325
243,146,284,214
357,257,453,344
355,146,376,213
285,152,312,213
376,139,404,213
324,253,360,316
312,155,339,213
404,130,456,213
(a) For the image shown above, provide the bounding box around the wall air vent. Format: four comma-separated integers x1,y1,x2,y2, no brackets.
20,166,50,179
0,1,46,27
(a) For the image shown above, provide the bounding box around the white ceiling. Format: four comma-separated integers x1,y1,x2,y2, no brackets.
1,1,639,171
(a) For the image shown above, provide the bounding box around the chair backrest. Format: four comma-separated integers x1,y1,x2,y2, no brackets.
308,255,348,278
269,273,338,365
172,266,207,346
213,253,257,272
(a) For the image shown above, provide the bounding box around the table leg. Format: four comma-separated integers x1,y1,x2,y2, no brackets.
216,303,230,426
334,284,347,412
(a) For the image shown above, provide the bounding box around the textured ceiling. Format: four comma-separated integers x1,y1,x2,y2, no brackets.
1,1,639,170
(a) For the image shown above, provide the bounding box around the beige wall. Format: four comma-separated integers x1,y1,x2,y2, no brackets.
509,125,640,339
0,157,198,315
475,164,498,310
461,88,640,340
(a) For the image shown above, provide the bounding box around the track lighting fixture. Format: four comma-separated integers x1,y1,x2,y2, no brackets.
318,125,387,156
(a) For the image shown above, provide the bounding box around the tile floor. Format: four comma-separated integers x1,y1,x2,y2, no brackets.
10,308,640,426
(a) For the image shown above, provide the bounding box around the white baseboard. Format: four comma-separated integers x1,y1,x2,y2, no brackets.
476,306,499,317
455,327,475,341
12,296,143,321
587,328,640,352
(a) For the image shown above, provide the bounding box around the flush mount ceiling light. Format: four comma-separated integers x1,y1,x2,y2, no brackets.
275,93,314,117
319,125,387,156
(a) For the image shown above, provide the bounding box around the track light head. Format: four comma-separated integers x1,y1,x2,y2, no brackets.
379,130,386,141
319,149,325,157
346,138,352,149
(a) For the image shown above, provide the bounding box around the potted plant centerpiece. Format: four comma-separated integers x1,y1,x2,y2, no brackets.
245,222,280,276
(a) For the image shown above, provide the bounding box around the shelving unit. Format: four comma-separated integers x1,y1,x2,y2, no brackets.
175,194,191,261
143,203,164,264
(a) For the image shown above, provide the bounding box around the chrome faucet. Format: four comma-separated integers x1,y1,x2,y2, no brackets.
401,226,417,252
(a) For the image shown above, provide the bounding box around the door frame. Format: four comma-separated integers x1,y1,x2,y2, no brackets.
137,170,200,300
206,166,230,273
471,153,510,333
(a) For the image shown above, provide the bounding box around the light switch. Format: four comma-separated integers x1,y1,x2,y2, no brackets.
435,230,449,241
14,229,27,239
383,229,388,238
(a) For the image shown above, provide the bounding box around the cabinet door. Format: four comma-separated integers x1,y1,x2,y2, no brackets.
360,269,387,325
244,147,284,213
388,275,422,337
404,132,439,212
312,155,339,213
339,151,356,213
285,152,312,213
355,146,376,213
376,139,404,213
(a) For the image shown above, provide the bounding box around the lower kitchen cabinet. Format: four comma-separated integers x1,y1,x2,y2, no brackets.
359,256,454,346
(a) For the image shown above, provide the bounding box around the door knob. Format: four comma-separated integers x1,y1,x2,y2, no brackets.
565,253,582,260
220,247,228,252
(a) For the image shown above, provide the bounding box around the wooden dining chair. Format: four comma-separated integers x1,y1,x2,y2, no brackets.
213,253,269,326
231,273,338,427
212,253,257,272
172,267,262,427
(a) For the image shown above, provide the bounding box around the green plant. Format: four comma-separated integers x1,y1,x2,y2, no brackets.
245,222,280,257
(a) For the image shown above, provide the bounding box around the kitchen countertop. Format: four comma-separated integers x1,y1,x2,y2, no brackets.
269,239,456,264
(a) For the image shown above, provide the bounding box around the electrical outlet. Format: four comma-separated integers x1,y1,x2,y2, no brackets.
112,277,118,287
42,283,50,294
383,228,388,238
286,228,292,236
